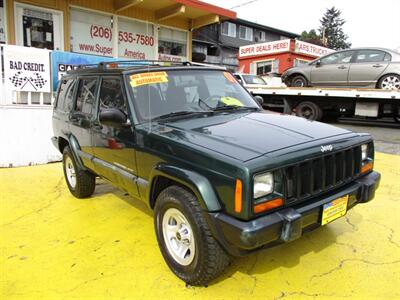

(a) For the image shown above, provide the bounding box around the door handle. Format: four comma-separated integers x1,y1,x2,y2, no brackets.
372,64,383,68
337,65,347,70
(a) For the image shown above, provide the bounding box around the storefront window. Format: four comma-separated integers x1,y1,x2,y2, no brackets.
14,3,63,50
22,8,54,49
70,9,113,57
158,27,187,60
256,61,272,75
118,18,155,60
256,60,279,75
0,0,6,44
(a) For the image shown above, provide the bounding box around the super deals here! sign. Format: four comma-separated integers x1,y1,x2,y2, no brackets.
4,45,51,93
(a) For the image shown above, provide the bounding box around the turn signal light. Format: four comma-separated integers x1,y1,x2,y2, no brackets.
254,198,283,214
234,179,243,213
361,161,373,174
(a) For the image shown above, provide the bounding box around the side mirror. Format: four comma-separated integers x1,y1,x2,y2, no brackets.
99,108,128,128
237,78,243,84
316,60,321,67
253,95,264,106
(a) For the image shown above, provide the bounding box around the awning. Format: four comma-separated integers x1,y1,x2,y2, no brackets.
114,0,236,29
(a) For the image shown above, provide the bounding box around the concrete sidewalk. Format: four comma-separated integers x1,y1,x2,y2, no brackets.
1,153,399,299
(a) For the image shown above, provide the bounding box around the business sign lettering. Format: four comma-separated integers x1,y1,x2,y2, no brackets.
4,45,51,92
295,41,334,57
239,39,291,58
118,18,155,60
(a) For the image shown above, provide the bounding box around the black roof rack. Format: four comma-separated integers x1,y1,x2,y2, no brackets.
75,60,191,70
75,60,225,71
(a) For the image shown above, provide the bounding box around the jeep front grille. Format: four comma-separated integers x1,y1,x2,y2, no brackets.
284,145,362,204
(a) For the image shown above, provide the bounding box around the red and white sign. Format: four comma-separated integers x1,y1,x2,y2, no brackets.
239,39,291,58
295,41,334,57
70,9,114,57
118,18,156,60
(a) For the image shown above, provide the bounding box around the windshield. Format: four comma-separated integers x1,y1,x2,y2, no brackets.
242,75,266,85
127,69,259,122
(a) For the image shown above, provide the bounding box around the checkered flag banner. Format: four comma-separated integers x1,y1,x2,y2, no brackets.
9,71,48,91
30,72,47,89
3,45,51,93
9,71,26,88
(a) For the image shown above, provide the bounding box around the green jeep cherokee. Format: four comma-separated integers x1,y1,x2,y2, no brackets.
52,61,380,286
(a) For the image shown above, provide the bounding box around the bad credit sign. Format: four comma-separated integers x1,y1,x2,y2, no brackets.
295,41,334,57
239,39,291,58
4,45,51,92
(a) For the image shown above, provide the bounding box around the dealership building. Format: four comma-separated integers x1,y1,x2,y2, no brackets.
238,39,333,75
0,0,236,167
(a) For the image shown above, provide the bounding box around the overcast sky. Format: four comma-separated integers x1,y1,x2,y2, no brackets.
203,0,400,50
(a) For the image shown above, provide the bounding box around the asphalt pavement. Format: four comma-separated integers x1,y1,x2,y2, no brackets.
332,118,400,155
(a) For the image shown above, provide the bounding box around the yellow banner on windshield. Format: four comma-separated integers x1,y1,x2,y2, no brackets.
220,97,244,107
130,72,168,87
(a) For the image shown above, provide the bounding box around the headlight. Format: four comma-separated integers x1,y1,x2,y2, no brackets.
254,172,274,198
361,144,368,161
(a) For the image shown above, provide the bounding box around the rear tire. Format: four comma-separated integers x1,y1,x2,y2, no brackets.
295,101,323,121
62,146,95,198
290,75,308,87
154,186,231,286
378,74,400,90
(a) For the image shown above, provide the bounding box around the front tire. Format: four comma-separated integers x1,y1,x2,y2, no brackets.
154,186,230,286
378,74,400,90
290,75,308,87
62,146,95,198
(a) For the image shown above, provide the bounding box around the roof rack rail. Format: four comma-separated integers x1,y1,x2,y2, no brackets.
73,60,225,71
76,63,100,69
97,60,193,70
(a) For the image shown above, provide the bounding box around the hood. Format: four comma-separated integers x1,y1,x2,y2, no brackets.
153,111,353,162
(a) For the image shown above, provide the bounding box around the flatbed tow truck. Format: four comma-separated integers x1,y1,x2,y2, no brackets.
247,86,400,123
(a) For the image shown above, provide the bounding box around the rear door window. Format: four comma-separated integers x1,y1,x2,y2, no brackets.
75,77,98,117
355,50,387,63
56,78,76,112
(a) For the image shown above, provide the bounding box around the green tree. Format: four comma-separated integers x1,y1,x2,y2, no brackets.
319,7,351,50
299,29,324,46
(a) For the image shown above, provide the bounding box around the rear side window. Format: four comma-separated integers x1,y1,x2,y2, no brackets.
56,78,76,112
75,77,98,116
355,50,386,63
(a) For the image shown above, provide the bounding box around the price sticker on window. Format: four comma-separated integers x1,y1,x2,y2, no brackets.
130,71,169,87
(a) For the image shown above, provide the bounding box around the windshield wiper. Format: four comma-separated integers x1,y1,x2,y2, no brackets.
212,105,259,112
152,110,207,121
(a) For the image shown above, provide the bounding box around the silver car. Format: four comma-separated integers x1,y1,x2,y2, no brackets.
282,47,400,90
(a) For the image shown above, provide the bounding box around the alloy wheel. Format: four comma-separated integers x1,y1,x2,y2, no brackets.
65,156,77,189
162,208,196,266
381,76,400,90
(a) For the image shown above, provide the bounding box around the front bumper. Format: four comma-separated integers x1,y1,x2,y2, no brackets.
208,171,380,256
